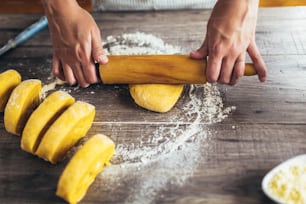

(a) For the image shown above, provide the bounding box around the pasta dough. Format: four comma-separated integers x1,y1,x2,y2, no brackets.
129,84,184,113
21,91,75,154
4,79,41,136
35,101,95,164
56,134,115,204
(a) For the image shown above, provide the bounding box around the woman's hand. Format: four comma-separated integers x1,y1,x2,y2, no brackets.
42,0,108,87
190,0,267,85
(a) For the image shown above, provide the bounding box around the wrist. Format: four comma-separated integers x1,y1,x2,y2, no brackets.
41,0,80,17
210,0,259,34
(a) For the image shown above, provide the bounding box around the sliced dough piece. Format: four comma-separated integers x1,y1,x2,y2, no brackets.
4,79,42,136
0,69,22,112
35,101,95,164
129,84,184,113
56,134,115,204
21,91,75,154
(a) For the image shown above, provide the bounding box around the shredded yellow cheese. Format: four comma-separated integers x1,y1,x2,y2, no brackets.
268,164,306,204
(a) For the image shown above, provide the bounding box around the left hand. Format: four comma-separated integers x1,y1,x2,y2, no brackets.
190,0,267,85
43,1,108,87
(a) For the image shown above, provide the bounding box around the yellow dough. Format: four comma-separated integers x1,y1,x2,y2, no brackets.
4,79,42,136
35,101,95,164
129,84,184,113
21,91,75,154
0,69,22,112
56,134,115,204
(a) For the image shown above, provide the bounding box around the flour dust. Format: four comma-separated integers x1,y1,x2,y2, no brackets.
97,32,235,203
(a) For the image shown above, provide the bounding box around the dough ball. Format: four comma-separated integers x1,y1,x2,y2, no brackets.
129,84,184,113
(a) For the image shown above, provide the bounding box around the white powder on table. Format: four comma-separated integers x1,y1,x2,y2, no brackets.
97,32,235,203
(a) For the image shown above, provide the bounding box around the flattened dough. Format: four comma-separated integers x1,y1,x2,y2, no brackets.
129,84,184,113
56,134,115,204
4,79,42,136
0,69,22,112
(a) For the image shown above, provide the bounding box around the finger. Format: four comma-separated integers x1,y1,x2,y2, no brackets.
190,37,209,59
206,40,226,83
247,41,267,82
71,63,90,88
206,55,223,83
230,54,245,85
52,55,65,81
79,42,99,84
218,56,236,84
81,60,98,84
91,29,108,64
62,64,76,86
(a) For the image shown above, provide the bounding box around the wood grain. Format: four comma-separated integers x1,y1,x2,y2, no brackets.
0,7,306,204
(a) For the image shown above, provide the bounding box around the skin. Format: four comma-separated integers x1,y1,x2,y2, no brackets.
41,0,108,87
190,0,267,85
42,0,266,87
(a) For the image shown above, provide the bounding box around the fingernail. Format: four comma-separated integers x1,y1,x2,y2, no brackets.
82,83,90,88
190,50,197,55
98,55,108,64
190,50,203,59
260,77,267,82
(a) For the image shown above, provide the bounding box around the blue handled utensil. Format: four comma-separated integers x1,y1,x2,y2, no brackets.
0,16,48,56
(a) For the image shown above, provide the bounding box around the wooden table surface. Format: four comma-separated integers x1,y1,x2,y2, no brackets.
0,7,306,204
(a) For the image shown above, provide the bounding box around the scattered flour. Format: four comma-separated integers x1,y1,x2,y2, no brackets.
96,32,236,203
103,32,182,55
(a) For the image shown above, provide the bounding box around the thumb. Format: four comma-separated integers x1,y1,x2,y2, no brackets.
92,32,108,64
190,37,208,59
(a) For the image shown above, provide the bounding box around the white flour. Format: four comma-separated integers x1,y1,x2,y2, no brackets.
97,32,235,203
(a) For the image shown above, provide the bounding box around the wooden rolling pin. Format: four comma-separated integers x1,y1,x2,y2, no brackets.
99,54,256,84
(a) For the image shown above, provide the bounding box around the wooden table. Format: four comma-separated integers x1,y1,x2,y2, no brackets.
0,7,306,204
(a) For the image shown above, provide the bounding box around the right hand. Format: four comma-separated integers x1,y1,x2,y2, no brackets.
190,0,267,85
